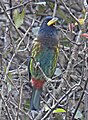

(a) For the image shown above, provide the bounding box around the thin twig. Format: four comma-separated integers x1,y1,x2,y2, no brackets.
0,0,22,37
41,84,79,120
4,20,35,82
53,0,57,17
60,0,80,25
71,42,88,120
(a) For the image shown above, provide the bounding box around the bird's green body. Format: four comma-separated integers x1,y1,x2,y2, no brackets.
30,41,59,80
29,16,59,111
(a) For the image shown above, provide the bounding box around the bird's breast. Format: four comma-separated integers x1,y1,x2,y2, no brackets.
30,43,59,80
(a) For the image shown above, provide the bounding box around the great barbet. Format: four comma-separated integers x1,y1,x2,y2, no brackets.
29,16,60,111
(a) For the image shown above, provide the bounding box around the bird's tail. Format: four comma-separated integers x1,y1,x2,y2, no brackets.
30,87,42,111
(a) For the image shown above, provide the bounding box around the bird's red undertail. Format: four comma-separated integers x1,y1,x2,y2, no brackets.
31,78,45,89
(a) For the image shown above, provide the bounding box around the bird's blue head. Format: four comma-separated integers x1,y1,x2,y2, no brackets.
37,16,59,46
38,16,58,38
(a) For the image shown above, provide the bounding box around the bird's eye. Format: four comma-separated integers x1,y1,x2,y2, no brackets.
45,21,48,23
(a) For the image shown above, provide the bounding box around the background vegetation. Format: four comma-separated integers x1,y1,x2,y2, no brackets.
0,0,88,120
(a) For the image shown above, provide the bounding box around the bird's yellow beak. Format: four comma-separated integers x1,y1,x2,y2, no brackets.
47,17,58,26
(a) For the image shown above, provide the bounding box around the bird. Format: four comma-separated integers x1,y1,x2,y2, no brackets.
29,16,59,111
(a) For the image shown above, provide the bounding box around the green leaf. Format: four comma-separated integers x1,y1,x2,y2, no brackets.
4,65,12,81
8,72,12,80
24,99,30,109
4,65,6,73
37,5,46,13
14,8,25,28
57,8,69,23
57,7,74,24
53,108,66,113
4,65,12,91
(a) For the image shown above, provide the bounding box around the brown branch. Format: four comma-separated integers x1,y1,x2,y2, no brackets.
3,20,35,82
71,42,88,119
0,0,22,38
41,84,78,120
0,1,32,14
16,73,23,120
0,93,13,120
